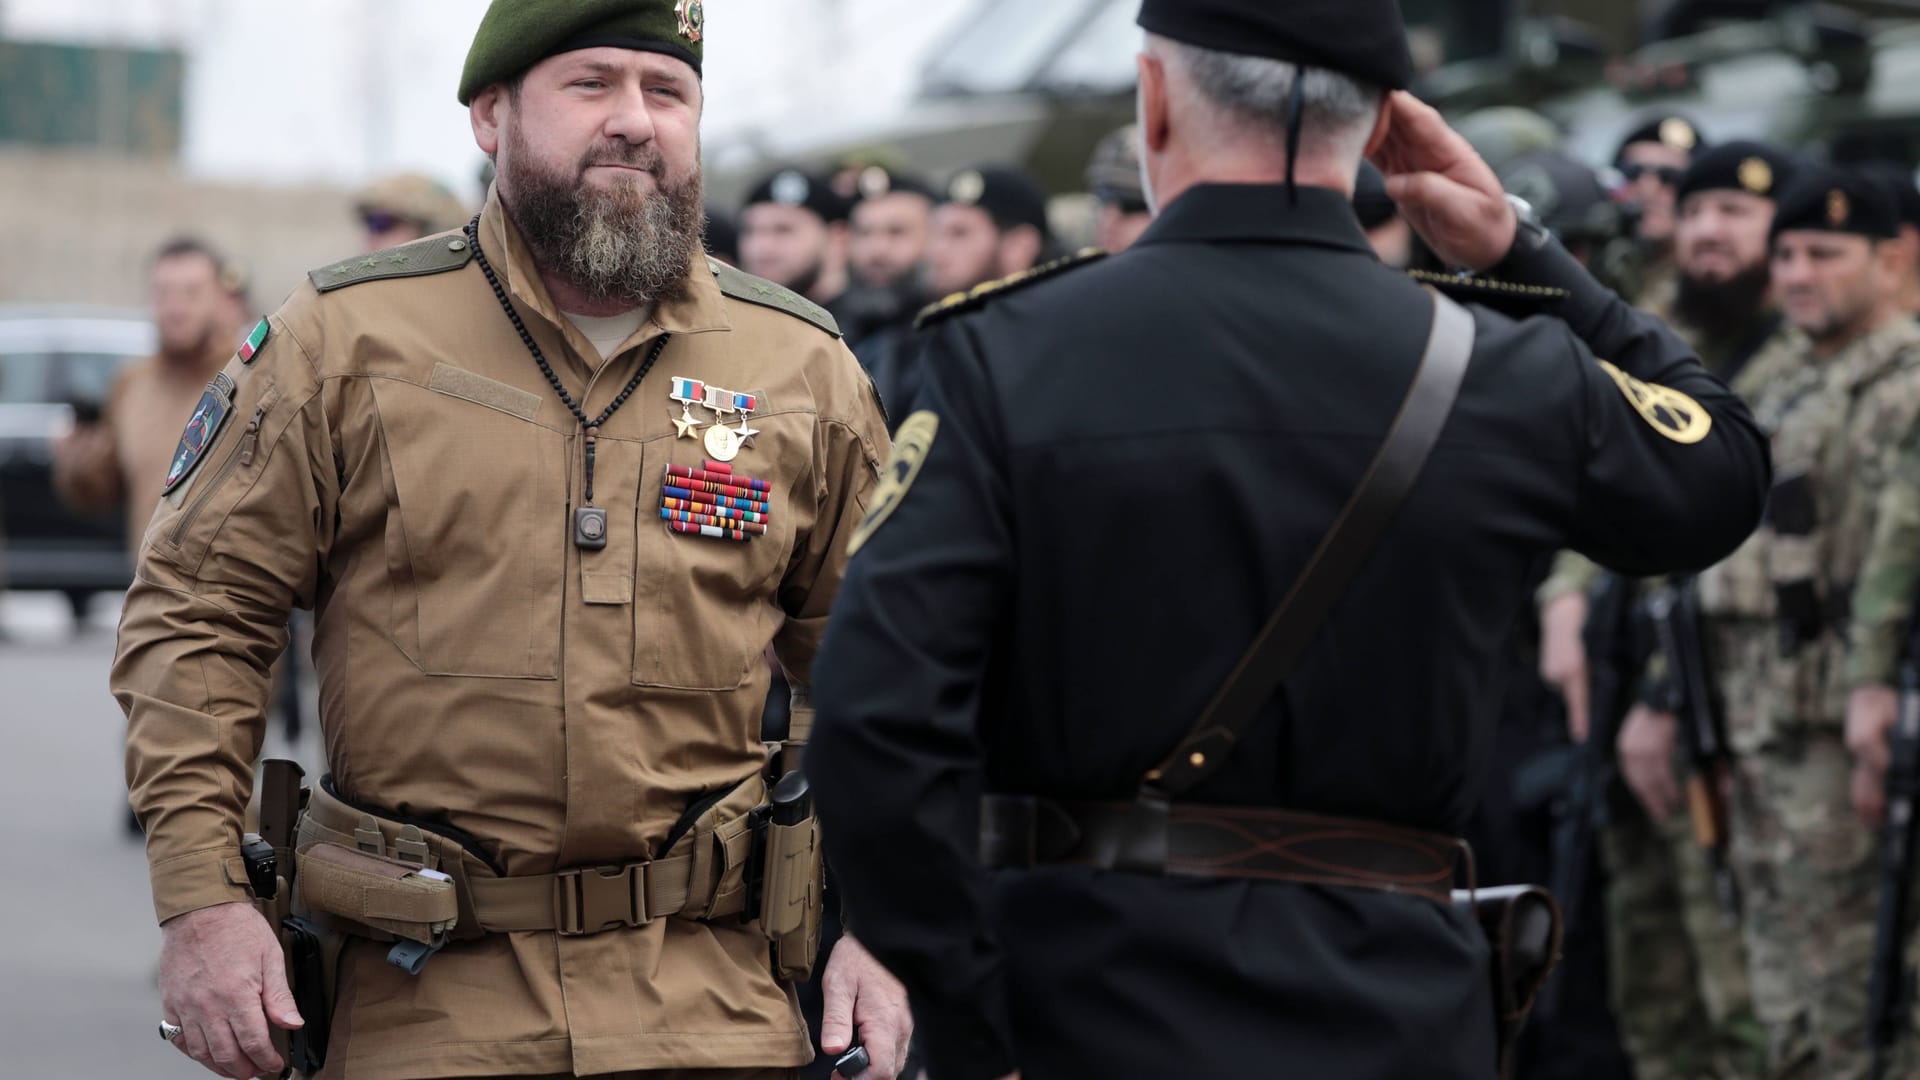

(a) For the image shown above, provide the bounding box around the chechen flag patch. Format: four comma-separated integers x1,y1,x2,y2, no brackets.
238,318,269,364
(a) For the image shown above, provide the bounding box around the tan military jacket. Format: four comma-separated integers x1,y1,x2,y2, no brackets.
113,189,889,1078
1696,316,1920,751
52,344,229,551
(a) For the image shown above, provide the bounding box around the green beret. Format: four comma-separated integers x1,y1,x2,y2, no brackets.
458,0,705,106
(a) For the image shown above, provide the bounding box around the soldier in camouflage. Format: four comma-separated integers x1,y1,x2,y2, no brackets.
1538,141,1804,1080
1686,167,1920,1078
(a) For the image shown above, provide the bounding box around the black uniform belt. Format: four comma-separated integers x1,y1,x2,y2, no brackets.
978,795,1467,904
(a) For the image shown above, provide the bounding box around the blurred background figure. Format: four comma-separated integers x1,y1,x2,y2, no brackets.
1084,123,1153,253
738,166,856,327
1859,162,1920,318
1497,149,1638,294
352,171,472,251
925,164,1050,298
841,163,935,346
216,257,256,348
50,237,232,542
1613,113,1705,307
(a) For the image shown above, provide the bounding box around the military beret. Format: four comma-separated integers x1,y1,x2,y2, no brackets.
1613,114,1705,164
1857,162,1920,229
1085,125,1147,209
851,165,935,203
742,167,851,223
1352,161,1397,230
1136,0,1412,91
1675,141,1796,204
1770,167,1902,242
458,0,705,106
941,165,1051,237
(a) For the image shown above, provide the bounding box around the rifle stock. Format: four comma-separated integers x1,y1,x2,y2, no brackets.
1867,652,1920,1078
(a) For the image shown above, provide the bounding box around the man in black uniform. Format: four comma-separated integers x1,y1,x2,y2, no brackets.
805,3,1771,1078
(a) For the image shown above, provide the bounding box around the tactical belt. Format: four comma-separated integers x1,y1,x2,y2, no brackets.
301,783,741,936
978,796,1466,904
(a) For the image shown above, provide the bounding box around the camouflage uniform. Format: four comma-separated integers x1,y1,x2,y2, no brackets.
1698,316,1920,1078
1584,316,1794,1080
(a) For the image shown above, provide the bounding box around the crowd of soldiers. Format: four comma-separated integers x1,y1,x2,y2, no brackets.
1434,111,1920,1079
700,135,1152,428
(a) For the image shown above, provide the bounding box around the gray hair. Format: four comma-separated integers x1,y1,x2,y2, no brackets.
1162,38,1384,159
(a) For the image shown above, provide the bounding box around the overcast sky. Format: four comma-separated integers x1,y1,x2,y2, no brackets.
3,0,976,198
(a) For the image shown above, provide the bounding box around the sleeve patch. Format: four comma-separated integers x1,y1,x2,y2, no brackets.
848,410,939,556
1597,359,1713,444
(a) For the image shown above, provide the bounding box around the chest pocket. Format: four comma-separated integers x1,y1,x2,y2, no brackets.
631,410,809,691
370,375,566,679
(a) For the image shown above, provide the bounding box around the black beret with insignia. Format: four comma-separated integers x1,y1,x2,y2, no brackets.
1613,114,1706,165
941,164,1051,237
742,167,852,223
1674,141,1797,204
1136,0,1413,90
1770,167,1901,242
1856,161,1920,229
459,0,705,105
853,165,936,204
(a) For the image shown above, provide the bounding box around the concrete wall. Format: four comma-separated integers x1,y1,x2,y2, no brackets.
0,147,369,313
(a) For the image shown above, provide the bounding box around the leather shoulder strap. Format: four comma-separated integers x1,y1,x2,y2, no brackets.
1143,291,1476,798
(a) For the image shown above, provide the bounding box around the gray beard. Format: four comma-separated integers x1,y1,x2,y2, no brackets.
502,129,706,308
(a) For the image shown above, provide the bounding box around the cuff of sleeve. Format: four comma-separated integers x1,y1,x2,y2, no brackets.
1537,552,1601,609
150,846,251,925
1486,231,1615,340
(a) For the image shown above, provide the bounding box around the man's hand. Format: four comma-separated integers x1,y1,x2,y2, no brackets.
1848,684,1899,826
1369,91,1519,271
819,935,912,1080
1618,705,1681,821
157,901,302,1079
1540,592,1591,742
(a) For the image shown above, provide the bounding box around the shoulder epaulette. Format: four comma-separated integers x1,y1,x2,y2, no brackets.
310,233,476,293
915,248,1108,331
1408,268,1569,311
709,259,840,338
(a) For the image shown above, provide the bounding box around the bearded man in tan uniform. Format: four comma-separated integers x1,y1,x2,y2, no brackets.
54,236,237,551
115,3,907,1079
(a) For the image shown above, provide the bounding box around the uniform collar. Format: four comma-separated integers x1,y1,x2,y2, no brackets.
477,186,732,356
1132,183,1373,254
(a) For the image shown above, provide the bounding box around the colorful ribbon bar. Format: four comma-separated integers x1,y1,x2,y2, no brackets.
701,460,733,474
702,385,737,414
667,463,770,491
669,520,754,542
669,376,706,403
661,508,768,534
665,480,768,505
663,497,768,523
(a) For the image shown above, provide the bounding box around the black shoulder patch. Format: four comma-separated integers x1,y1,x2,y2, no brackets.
709,259,841,338
310,233,476,293
915,248,1108,331
1408,268,1569,314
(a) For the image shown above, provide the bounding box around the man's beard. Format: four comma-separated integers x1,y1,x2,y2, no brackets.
1674,261,1772,342
501,126,705,308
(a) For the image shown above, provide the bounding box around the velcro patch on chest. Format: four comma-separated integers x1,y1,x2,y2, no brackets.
661,459,772,542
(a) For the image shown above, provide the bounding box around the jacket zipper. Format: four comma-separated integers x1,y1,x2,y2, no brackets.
170,391,276,546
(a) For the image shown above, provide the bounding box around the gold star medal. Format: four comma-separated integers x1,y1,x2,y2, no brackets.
676,0,704,43
669,376,706,440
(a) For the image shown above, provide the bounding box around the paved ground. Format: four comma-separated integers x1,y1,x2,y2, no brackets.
0,591,316,1079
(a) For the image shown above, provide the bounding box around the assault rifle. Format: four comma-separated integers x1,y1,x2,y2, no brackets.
1645,576,1741,925
1868,607,1920,1079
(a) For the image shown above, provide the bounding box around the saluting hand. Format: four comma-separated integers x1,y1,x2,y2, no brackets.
819,934,913,1079
1369,91,1518,272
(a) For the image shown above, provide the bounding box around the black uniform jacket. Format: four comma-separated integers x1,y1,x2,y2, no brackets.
807,184,1770,1080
